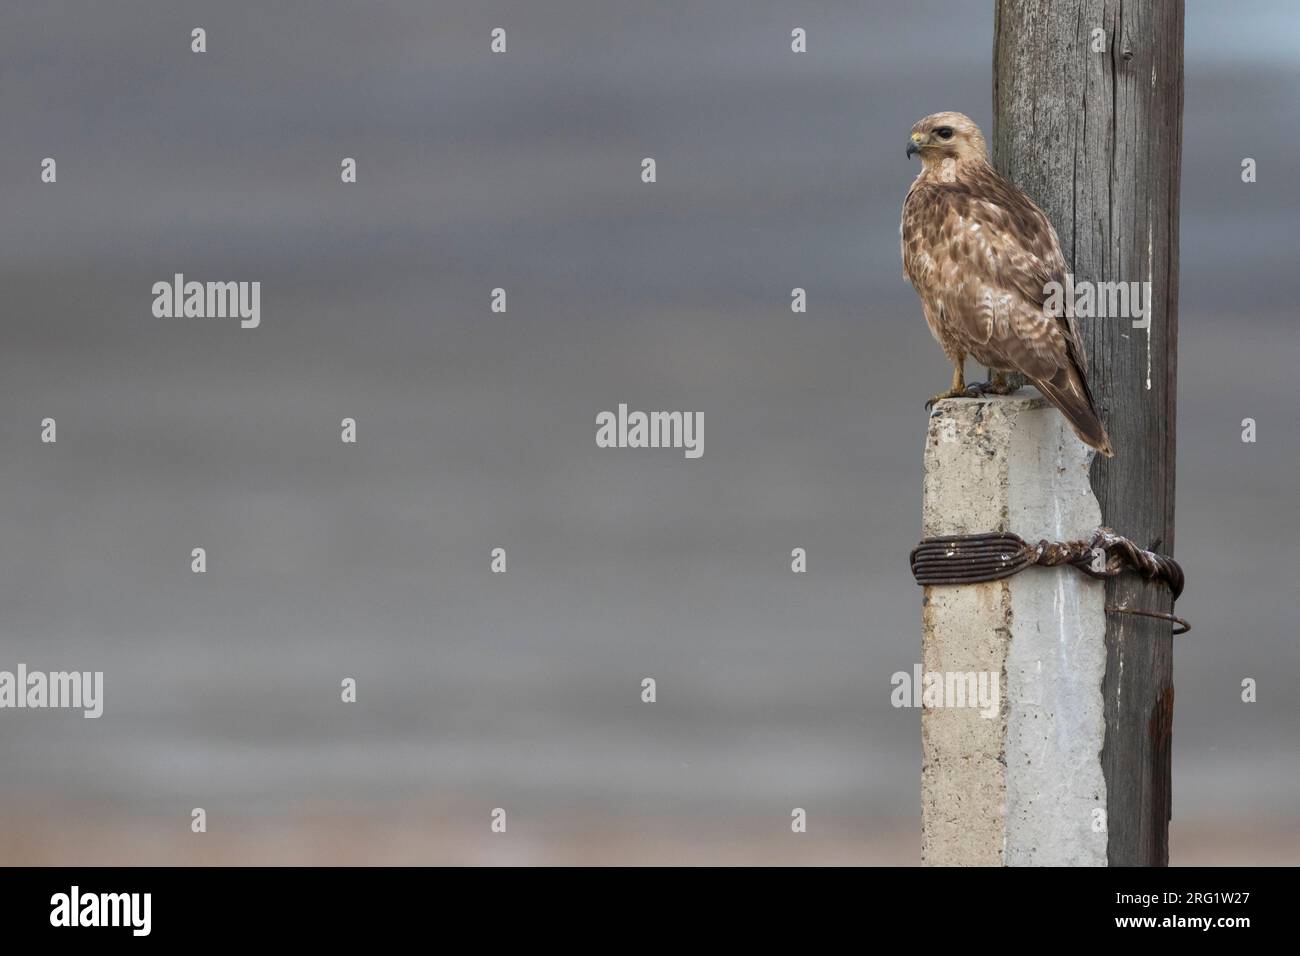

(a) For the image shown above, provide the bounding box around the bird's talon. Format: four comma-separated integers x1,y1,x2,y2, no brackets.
968,375,1019,397
924,388,970,411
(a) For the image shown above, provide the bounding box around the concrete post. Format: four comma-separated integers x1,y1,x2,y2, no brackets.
920,393,1108,866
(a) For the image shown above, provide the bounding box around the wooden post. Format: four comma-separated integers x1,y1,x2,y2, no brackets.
993,0,1183,865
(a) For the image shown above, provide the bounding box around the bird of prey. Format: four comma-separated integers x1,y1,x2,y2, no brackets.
900,111,1113,457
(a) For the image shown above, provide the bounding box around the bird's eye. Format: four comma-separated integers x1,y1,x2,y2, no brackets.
935,127,954,140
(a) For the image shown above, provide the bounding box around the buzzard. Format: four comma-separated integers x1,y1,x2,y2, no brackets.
900,111,1113,457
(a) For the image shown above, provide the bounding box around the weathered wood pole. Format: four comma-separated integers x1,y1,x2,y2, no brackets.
993,0,1183,865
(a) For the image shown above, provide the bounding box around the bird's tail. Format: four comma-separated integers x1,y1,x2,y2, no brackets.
1031,365,1114,458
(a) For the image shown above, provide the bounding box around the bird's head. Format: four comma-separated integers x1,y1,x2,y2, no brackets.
907,112,988,169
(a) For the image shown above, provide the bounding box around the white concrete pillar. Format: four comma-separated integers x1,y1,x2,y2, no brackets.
920,393,1108,866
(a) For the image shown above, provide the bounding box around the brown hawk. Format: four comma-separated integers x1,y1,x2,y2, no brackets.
900,111,1113,457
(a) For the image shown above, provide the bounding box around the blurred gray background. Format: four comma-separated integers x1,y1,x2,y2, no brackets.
1,1,1296,864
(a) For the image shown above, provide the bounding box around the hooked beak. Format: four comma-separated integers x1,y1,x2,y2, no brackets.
906,135,922,159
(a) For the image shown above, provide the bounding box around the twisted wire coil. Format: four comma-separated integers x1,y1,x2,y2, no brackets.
910,529,1187,634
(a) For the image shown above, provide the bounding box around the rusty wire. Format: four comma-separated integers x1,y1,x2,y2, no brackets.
909,529,1188,634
